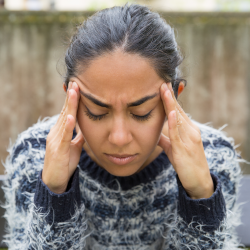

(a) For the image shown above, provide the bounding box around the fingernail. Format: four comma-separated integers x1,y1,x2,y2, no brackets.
162,83,168,92
69,82,72,89
73,82,77,89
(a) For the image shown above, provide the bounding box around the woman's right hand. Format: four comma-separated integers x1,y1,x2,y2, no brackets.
42,81,85,194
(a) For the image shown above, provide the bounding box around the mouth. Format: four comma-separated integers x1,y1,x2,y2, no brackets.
104,153,138,165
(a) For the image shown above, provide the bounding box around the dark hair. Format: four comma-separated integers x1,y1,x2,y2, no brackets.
64,3,186,99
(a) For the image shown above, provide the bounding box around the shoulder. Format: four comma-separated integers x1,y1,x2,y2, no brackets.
191,119,243,201
3,114,59,178
191,119,238,154
2,114,60,211
9,114,59,163
190,119,242,175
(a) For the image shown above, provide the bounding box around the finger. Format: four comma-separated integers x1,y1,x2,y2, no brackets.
57,81,79,139
167,82,200,133
67,82,80,122
71,125,85,148
160,86,182,142
49,82,71,141
162,83,198,143
58,81,72,124
158,133,174,165
56,81,81,148
57,83,76,141
75,120,80,134
160,83,173,119
158,132,171,152
58,114,75,153
168,110,183,152
53,81,72,132
72,81,81,107
161,84,184,131
174,106,196,143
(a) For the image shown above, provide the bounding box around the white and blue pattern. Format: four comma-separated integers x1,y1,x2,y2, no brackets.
0,114,248,249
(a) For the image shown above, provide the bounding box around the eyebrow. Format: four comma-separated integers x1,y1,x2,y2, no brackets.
79,90,158,108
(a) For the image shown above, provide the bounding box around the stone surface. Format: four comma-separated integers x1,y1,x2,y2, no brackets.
0,11,249,174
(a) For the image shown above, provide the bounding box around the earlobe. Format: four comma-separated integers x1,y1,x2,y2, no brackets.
63,83,67,93
178,82,185,97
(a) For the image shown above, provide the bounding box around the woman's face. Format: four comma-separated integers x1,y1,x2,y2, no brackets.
73,49,166,176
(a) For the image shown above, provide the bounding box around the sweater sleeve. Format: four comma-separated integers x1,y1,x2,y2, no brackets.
0,128,89,250
34,168,81,225
162,134,245,250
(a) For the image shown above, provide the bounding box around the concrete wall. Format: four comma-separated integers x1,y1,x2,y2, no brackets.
0,11,250,174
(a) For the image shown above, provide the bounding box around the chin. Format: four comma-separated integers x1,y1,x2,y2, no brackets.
103,164,142,177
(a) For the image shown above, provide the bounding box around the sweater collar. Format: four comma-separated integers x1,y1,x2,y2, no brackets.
73,128,171,191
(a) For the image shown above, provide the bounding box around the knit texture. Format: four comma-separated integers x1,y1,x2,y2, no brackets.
0,114,247,250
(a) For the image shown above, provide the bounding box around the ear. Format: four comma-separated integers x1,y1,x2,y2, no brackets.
177,81,185,97
63,83,67,92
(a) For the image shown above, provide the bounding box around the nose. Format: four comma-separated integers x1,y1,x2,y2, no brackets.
108,117,133,148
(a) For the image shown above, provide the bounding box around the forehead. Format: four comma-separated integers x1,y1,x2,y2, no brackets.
76,49,163,102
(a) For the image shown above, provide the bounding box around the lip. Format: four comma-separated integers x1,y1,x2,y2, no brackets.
105,153,137,165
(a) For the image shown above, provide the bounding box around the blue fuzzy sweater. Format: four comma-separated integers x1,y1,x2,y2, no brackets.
0,114,246,249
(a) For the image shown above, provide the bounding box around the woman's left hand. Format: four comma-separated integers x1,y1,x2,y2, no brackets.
158,82,214,200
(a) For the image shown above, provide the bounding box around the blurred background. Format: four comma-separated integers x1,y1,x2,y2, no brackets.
1,0,250,175
0,0,250,249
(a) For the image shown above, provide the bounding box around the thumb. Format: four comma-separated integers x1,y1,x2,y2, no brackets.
158,133,171,151
158,133,174,164
71,124,85,151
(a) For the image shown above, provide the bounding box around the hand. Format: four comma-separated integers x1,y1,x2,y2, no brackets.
158,82,214,199
42,82,85,194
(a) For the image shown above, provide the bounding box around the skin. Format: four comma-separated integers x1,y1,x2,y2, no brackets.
44,48,214,199
70,50,174,177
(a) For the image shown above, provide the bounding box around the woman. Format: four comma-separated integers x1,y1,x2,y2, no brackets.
1,3,245,250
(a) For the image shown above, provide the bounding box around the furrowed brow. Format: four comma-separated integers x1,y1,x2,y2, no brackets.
80,90,111,108
79,90,158,108
127,93,158,107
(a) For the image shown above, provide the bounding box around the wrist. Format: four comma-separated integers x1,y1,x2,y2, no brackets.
42,171,67,194
187,177,214,200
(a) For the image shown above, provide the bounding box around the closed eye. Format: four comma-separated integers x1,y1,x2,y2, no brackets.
84,105,153,122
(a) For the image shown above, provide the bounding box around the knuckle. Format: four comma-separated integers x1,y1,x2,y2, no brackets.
62,116,67,126
177,104,183,112
175,135,180,142
171,133,179,142
61,128,71,142
60,136,67,145
60,109,65,116
192,132,202,143
64,125,70,135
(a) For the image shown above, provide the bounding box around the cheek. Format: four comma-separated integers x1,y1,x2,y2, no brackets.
76,103,165,148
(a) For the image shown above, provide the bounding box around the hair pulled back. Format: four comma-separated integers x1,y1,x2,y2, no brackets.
65,3,186,99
